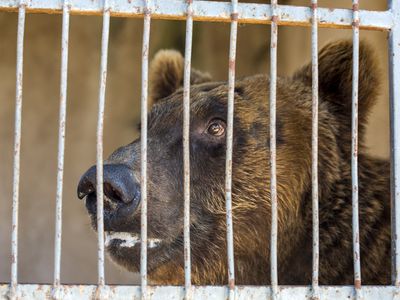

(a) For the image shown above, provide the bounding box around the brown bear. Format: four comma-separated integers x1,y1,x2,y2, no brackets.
77,40,390,285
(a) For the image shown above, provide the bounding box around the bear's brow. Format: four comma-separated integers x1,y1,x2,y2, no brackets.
191,95,226,117
193,81,224,93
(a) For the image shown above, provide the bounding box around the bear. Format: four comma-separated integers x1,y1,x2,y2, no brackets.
77,40,391,285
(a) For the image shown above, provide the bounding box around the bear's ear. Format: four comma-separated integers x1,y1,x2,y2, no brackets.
149,50,211,104
293,40,380,124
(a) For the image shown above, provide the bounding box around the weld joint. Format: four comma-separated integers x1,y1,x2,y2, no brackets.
143,7,151,15
352,20,360,28
186,10,193,18
231,12,239,21
229,278,235,290
354,279,362,289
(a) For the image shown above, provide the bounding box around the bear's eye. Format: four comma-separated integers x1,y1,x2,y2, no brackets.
206,119,226,137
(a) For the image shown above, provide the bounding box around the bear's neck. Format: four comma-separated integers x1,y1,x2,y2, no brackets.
283,153,391,285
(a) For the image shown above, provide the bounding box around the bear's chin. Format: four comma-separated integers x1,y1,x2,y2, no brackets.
104,231,180,274
105,231,162,249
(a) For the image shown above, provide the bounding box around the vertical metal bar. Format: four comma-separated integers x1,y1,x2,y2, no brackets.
389,0,400,288
269,1,278,300
10,1,26,298
225,1,238,299
141,1,151,299
351,0,362,298
96,0,111,293
183,0,193,299
310,0,319,299
53,0,70,293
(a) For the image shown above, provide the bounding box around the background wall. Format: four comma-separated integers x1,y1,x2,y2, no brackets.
0,0,389,284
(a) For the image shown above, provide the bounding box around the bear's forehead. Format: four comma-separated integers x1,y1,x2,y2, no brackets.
147,75,305,131
149,84,229,123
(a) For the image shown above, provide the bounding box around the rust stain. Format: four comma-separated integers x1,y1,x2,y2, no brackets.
186,10,193,18
0,7,389,31
229,59,236,71
230,12,238,21
354,279,362,289
352,20,360,28
143,7,151,16
228,278,235,290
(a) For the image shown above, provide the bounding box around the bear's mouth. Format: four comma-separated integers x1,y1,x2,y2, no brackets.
105,231,162,249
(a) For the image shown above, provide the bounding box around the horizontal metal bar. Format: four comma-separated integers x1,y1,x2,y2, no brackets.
1,285,399,300
0,0,393,30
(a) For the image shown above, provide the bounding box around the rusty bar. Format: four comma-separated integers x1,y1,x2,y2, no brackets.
95,0,111,294
310,0,319,299
0,0,393,31
389,0,400,288
53,0,70,296
351,0,362,298
140,1,151,299
9,1,26,299
183,0,193,299
225,1,238,299
269,1,278,300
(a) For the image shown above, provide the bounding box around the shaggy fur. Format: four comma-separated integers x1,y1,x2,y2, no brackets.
79,40,390,285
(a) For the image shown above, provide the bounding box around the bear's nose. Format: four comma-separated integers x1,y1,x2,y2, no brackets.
77,164,139,205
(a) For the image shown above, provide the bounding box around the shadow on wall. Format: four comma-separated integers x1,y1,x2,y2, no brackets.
0,0,389,284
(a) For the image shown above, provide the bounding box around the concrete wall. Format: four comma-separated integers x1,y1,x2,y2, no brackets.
0,0,389,284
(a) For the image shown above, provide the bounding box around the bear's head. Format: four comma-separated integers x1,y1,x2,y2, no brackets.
77,40,380,285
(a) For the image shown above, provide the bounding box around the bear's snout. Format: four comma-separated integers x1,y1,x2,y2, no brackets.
77,164,140,220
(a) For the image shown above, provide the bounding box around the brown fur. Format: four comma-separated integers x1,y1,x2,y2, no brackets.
80,40,390,285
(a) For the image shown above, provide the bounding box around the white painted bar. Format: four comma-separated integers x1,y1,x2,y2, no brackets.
0,0,393,30
1,284,399,300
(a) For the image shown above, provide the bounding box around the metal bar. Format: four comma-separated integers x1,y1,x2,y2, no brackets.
2,284,400,300
9,1,26,299
351,1,362,299
389,0,400,288
310,0,319,299
53,0,70,294
225,1,238,299
183,0,193,299
269,1,278,300
140,1,151,299
95,0,111,293
0,0,393,31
